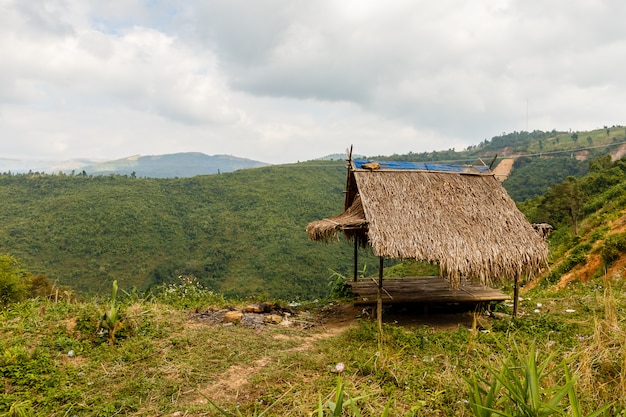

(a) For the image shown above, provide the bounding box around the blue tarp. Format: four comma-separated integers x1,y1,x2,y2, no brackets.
353,159,491,174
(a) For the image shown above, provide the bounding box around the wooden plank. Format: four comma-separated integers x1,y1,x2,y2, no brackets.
348,276,509,305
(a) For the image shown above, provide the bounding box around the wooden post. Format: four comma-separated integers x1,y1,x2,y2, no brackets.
377,256,384,332
513,275,519,317
353,235,359,282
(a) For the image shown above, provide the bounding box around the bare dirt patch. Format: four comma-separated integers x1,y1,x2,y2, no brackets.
191,301,480,406
556,253,604,289
611,143,626,161
191,303,359,405
493,158,515,182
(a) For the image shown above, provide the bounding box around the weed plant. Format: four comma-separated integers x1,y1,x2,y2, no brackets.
1,274,625,415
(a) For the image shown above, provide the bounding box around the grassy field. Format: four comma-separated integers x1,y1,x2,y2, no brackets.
1,274,624,416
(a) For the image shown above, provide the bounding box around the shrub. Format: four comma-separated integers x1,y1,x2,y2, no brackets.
600,232,626,266
465,344,611,417
149,275,226,308
0,255,27,307
26,273,55,299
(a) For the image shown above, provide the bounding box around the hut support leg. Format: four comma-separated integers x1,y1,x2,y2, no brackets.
513,276,519,317
377,256,384,332
353,235,359,282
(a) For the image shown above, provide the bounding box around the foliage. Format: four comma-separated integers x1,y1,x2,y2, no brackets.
0,128,624,301
0,161,377,299
0,255,27,308
0,275,624,416
313,376,391,417
327,270,353,299
537,177,584,234
99,280,123,345
515,153,626,287
466,345,610,417
0,400,32,417
504,157,588,202
148,275,227,308
599,232,626,267
382,259,440,277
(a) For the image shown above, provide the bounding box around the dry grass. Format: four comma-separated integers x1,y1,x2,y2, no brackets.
574,275,626,405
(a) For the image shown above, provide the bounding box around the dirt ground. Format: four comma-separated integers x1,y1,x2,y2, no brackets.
194,301,481,333
315,302,478,331
492,158,515,182
191,301,482,407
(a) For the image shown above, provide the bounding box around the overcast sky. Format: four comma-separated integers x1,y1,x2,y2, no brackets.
1,0,624,164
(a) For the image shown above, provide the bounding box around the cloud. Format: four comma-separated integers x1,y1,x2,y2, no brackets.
1,1,240,126
1,0,625,164
181,0,626,137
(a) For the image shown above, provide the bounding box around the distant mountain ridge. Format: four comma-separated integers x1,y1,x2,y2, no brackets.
0,152,269,178
0,157,105,174
82,152,269,178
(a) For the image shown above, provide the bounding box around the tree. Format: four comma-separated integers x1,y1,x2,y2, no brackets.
0,254,28,307
539,177,584,235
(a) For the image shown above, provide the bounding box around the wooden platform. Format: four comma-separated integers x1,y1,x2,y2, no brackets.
348,276,510,305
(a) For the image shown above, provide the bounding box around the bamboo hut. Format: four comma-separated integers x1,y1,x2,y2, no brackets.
307,157,549,316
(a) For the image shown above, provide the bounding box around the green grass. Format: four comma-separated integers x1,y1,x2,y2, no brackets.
1,273,625,416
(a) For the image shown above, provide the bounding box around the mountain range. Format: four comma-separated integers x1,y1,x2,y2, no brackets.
0,152,269,178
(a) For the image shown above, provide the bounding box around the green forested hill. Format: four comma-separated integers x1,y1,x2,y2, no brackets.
515,154,626,288
374,126,626,201
0,162,376,298
3,126,626,299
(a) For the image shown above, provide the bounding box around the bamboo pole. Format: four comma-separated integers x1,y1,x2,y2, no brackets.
513,275,519,317
353,235,359,282
377,256,384,332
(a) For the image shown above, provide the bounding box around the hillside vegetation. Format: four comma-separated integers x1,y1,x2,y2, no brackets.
1,127,626,299
376,126,626,201
0,262,625,415
4,131,626,415
0,161,378,298
519,154,626,289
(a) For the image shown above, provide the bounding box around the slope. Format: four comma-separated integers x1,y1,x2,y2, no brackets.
373,126,626,201
0,161,376,298
517,155,626,290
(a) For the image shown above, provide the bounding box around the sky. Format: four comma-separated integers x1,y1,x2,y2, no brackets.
1,0,625,164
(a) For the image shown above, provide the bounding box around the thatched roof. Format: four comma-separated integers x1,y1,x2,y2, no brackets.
306,195,367,242
306,159,548,287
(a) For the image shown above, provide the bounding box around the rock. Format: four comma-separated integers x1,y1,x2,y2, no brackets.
263,314,283,324
244,304,265,313
223,311,243,323
259,302,276,313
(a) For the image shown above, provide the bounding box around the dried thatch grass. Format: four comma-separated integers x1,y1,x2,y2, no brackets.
307,165,549,287
306,195,368,243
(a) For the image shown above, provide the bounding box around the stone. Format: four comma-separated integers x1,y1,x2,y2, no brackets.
244,304,264,313
223,311,243,323
263,314,283,324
